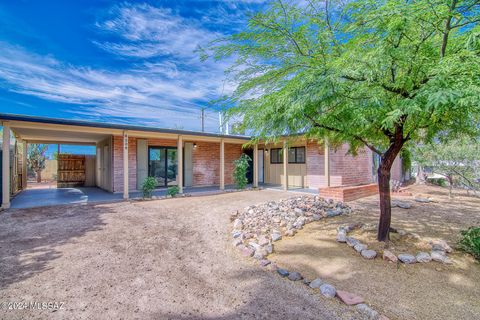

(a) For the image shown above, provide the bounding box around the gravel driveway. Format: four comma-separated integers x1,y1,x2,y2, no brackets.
0,190,359,320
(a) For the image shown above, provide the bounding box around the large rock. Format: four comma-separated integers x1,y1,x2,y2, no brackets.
430,240,453,253
337,230,347,243
392,200,412,209
271,231,282,242
416,252,432,263
383,250,398,263
277,268,289,277
361,249,377,259
309,278,323,289
257,235,270,246
398,253,416,264
288,272,303,281
431,250,451,263
253,248,268,260
346,237,360,247
356,304,380,319
336,290,364,305
354,243,368,253
320,284,336,298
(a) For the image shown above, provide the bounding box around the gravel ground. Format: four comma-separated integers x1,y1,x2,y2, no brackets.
0,190,361,320
270,185,480,320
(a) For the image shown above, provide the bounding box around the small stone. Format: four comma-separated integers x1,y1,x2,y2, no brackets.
415,197,432,203
430,240,453,253
259,259,271,267
253,248,268,260
416,252,432,263
277,268,289,277
361,249,377,259
398,253,416,264
264,244,273,254
258,235,270,246
232,231,242,238
294,208,304,215
241,247,254,257
383,250,398,263
284,229,296,237
232,238,243,247
354,243,368,253
336,290,364,305
346,237,359,247
356,304,380,319
271,232,282,242
268,263,278,272
320,284,336,298
312,214,322,221
326,208,342,217
431,250,451,263
249,241,261,251
288,272,303,281
309,278,323,289
233,219,243,229
337,231,347,243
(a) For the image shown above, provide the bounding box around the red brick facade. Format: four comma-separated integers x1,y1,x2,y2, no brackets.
319,184,378,202
112,135,137,193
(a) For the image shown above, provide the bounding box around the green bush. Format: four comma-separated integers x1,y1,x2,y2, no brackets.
233,153,251,189
142,177,157,199
458,227,480,261
167,185,180,197
428,177,447,187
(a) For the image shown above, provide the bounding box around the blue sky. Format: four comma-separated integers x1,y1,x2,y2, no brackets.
0,0,265,132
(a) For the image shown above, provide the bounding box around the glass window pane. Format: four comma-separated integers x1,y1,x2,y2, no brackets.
288,148,296,163
296,147,305,163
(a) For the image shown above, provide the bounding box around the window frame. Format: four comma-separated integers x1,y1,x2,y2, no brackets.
288,147,306,164
270,148,283,164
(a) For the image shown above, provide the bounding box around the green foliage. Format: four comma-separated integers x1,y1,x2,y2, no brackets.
401,149,412,175
203,0,480,156
27,144,48,172
142,177,157,199
233,153,251,189
413,137,480,191
458,227,480,261
167,185,180,197
428,177,447,187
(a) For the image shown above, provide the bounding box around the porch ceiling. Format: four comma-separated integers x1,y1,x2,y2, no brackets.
12,127,110,145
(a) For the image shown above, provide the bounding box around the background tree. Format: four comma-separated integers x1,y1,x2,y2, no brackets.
203,0,480,241
28,144,48,183
413,137,480,197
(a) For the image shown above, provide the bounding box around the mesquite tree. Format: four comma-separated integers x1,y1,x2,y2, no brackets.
203,0,480,241
28,144,48,183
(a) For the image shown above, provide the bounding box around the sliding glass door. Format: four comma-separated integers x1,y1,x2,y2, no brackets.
148,147,178,187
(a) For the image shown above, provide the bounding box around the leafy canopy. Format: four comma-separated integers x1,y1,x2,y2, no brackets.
204,0,480,155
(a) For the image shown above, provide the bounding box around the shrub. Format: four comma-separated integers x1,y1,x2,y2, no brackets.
142,177,157,199
428,177,447,187
167,185,180,197
458,227,480,261
233,153,251,189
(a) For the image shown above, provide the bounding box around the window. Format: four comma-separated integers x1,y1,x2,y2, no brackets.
270,147,305,164
288,147,306,164
270,148,283,164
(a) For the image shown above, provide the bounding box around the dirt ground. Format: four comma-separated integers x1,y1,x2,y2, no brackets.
0,190,364,320
270,185,480,320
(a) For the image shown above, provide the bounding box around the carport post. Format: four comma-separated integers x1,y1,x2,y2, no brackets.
324,138,331,187
177,135,183,194
220,138,225,190
283,141,288,191
123,131,129,199
22,140,28,189
253,144,258,188
2,122,11,208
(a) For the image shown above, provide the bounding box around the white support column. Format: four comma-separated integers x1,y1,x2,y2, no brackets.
123,131,129,199
253,144,258,188
22,140,27,190
2,123,11,208
220,138,225,190
283,141,288,191
324,139,331,187
177,135,183,194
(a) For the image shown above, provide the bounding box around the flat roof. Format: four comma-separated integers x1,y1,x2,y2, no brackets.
0,113,251,140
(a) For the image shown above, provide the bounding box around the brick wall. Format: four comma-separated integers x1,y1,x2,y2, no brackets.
112,135,137,193
390,156,403,181
192,141,220,186
337,145,374,186
319,184,378,202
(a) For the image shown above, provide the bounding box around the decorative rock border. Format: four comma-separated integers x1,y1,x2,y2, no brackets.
230,195,388,319
336,223,453,264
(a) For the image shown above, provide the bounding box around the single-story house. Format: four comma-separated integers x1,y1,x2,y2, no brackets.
0,113,406,208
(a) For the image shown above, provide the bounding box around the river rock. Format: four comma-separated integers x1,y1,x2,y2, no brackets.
416,252,432,263
361,249,377,259
398,253,416,264
320,284,336,298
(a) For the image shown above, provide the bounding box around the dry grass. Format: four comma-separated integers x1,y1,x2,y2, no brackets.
270,185,480,320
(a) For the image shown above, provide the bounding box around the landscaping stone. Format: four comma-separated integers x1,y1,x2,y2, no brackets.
271,231,282,242
320,284,336,298
337,230,347,243
259,259,271,267
268,263,278,272
383,250,398,263
430,240,453,253
233,219,243,230
264,244,273,254
356,304,380,319
398,253,417,264
258,235,270,246
354,243,368,253
415,197,432,203
336,290,365,305
346,237,360,247
309,278,323,289
288,272,303,281
416,252,432,263
431,250,451,263
361,249,377,259
232,231,243,238
232,238,243,247
392,200,412,209
241,247,254,257
326,208,343,217
277,268,289,277
253,248,268,260
284,229,296,237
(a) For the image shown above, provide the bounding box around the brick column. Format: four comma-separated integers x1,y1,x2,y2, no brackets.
283,141,288,191
177,135,183,194
2,123,10,208
123,131,129,199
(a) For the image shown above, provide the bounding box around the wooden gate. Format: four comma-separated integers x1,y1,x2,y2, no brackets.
57,154,86,188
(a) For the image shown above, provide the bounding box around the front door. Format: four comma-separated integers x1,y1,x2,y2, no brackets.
148,147,178,187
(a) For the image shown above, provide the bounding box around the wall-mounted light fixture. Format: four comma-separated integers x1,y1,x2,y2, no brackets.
193,143,197,149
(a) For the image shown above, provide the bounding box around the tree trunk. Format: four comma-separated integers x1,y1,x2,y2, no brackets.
415,165,426,184
447,175,453,198
377,136,405,242
36,170,42,183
